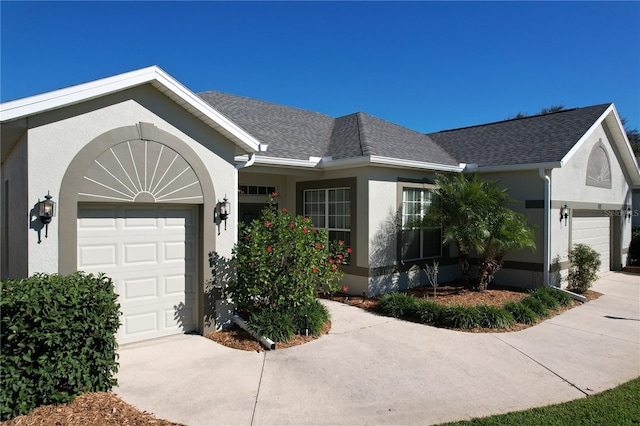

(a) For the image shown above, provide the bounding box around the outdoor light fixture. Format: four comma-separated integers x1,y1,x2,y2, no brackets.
217,196,230,234
38,192,56,238
560,204,569,225
626,206,632,221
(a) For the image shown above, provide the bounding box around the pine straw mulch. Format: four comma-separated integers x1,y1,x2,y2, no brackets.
3,282,602,425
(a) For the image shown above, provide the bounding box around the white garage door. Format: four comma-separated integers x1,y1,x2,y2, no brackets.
572,213,610,272
78,204,198,344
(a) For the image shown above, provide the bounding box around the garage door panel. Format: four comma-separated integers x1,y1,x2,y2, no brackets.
78,204,198,344
78,244,118,269
572,213,610,272
122,277,158,300
123,242,158,265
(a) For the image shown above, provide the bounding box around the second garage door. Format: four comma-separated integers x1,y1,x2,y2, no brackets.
571,212,610,272
78,204,198,344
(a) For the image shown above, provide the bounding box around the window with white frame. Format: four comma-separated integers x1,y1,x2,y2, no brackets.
401,187,441,261
303,188,351,247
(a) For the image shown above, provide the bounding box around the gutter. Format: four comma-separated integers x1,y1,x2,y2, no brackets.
538,168,586,303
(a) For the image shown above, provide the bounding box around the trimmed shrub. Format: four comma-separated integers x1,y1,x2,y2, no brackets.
504,302,538,324
530,288,560,310
476,305,516,329
567,243,601,294
628,226,640,266
249,309,296,342
440,305,482,329
521,296,550,317
379,293,419,318
413,299,445,325
293,300,330,336
1,273,120,421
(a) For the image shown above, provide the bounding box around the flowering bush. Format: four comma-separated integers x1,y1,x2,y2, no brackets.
229,194,350,319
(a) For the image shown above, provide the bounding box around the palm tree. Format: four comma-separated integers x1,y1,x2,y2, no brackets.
477,207,536,291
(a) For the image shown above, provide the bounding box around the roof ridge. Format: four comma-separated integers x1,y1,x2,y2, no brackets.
431,103,612,134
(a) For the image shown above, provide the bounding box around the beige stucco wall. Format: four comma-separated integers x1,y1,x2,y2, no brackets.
551,123,632,267
18,84,239,275
1,133,29,278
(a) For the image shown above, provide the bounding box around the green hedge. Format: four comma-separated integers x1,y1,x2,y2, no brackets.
0,272,121,420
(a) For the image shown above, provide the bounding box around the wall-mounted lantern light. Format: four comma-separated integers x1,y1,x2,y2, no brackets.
217,196,230,235
560,203,569,226
38,192,56,238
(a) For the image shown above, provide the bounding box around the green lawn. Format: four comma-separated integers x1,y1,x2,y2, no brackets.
441,377,640,425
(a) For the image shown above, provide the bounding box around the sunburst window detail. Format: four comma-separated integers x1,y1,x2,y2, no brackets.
585,142,611,189
79,140,203,203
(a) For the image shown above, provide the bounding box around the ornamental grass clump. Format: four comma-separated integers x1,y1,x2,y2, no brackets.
229,193,349,341
476,304,516,329
379,293,420,319
503,301,539,324
440,305,482,329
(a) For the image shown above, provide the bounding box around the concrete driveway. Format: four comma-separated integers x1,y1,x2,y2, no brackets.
114,272,639,425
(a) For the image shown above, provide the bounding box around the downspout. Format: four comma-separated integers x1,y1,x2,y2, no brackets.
235,152,256,170
538,169,551,287
538,168,586,302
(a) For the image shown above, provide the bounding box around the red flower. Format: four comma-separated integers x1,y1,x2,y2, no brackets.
342,285,348,292
290,223,295,229
316,243,323,249
329,258,335,264
313,267,318,273
272,192,279,197
338,254,343,259
347,248,352,253
338,240,344,245
267,246,273,252
282,207,287,213
337,259,342,264
266,221,272,228
332,265,338,271
303,227,309,234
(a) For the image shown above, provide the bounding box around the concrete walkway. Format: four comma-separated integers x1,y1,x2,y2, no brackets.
114,272,640,425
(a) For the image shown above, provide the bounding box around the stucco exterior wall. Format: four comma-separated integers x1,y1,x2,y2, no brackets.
1,133,29,278
551,123,632,267
21,84,239,275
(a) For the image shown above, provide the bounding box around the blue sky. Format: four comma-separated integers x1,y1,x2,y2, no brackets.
1,1,639,133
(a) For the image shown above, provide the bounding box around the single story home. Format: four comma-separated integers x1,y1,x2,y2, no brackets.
2,66,638,344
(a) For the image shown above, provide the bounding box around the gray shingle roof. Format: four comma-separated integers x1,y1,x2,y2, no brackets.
199,90,611,169
198,91,334,160
199,90,458,165
428,104,611,167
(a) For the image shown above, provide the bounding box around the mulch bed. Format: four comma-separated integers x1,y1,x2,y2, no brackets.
0,392,183,425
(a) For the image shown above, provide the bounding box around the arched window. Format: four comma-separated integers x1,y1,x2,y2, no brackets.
586,141,611,188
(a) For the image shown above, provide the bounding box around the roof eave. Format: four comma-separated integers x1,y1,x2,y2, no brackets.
464,161,564,173
249,154,464,172
0,66,263,154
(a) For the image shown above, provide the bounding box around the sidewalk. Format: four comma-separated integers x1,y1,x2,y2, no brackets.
114,272,639,425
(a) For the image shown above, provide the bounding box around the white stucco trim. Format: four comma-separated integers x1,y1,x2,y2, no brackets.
561,104,640,186
0,66,263,154
250,154,465,172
